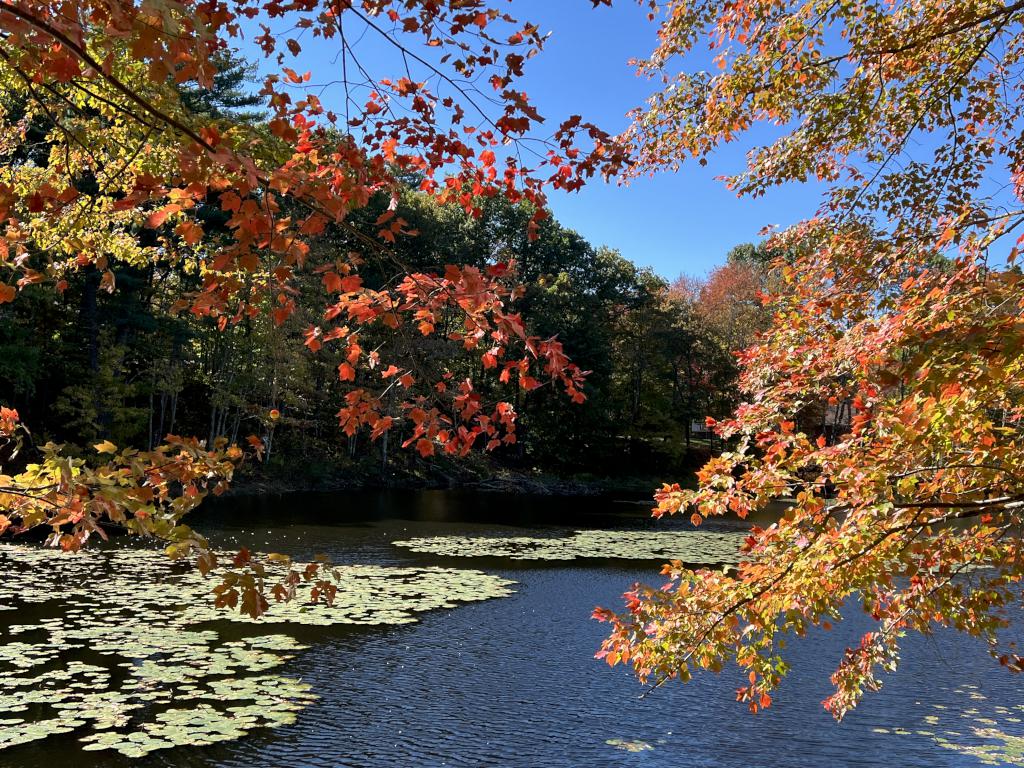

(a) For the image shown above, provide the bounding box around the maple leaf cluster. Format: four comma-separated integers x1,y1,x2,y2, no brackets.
0,407,241,553
596,0,1024,719
0,0,613,610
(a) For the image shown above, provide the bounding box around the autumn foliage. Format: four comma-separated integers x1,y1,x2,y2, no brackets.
0,1,622,562
5,0,1024,724
596,0,1024,719
0,406,240,554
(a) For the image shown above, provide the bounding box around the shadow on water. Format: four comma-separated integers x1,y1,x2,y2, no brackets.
195,488,669,528
3,490,1024,768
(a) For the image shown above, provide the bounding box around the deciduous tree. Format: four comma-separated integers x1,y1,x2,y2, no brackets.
597,0,1024,719
0,0,623,602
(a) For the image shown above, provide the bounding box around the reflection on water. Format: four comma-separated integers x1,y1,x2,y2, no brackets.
3,490,1024,767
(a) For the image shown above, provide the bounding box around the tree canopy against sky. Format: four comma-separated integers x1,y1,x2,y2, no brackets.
231,0,818,276
0,0,631,576
596,0,1024,719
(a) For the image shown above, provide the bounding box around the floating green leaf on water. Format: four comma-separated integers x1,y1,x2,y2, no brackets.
875,685,1024,765
393,528,746,563
937,728,1024,765
606,738,654,752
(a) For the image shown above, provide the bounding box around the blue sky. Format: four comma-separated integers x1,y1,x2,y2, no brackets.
238,1,825,279
503,0,819,278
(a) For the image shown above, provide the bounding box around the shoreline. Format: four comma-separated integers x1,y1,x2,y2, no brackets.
225,464,674,499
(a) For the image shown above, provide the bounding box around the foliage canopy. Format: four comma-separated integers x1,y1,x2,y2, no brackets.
0,0,632,560
597,0,1024,719
3,0,1019,725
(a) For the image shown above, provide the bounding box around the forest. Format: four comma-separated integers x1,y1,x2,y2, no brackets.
0,58,773,489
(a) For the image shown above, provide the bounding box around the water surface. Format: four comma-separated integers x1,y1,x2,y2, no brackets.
3,490,1022,767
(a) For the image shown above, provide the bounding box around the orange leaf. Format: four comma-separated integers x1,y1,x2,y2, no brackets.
323,272,343,292
146,204,180,228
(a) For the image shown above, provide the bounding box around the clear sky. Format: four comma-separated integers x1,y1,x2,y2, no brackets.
239,1,826,279
502,0,820,279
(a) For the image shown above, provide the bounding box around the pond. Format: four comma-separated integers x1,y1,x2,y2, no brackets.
1,489,1023,767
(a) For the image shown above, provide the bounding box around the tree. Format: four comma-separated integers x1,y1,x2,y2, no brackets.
596,0,1024,719
694,257,771,356
663,278,738,450
0,1,628,605
177,49,264,123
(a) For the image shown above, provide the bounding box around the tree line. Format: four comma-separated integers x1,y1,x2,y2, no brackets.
0,51,770,485
1,163,770,488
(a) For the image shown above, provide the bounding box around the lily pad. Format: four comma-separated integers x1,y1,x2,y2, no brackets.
393,528,746,563
607,738,655,752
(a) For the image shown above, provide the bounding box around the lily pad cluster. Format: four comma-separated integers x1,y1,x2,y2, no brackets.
392,528,746,564
871,683,1024,765
0,543,515,757
929,685,1024,766
183,563,515,627
606,738,655,753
